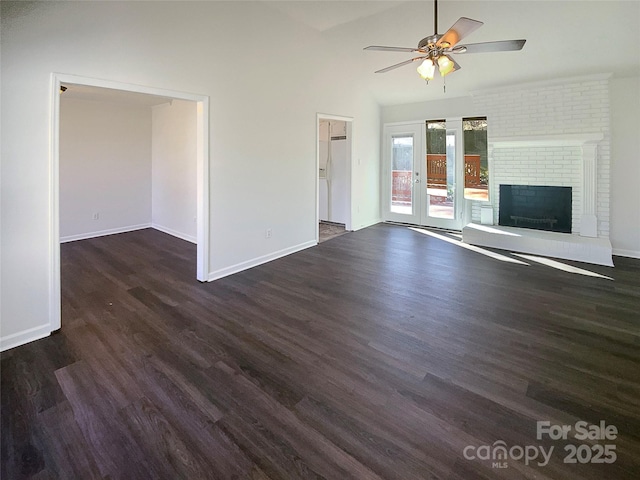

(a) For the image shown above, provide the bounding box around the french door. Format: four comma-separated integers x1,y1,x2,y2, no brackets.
383,124,423,224
383,121,465,230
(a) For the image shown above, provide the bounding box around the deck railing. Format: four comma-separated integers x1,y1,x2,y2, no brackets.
392,155,485,204
391,171,413,205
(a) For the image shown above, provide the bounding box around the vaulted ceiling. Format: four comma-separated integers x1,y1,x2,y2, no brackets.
269,0,640,106
57,1,640,109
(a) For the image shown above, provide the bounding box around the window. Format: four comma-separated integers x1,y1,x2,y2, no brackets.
425,121,447,192
463,117,488,201
425,120,455,219
426,120,446,157
390,136,414,213
391,136,413,171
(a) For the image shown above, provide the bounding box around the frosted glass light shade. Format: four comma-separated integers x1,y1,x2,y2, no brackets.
417,59,435,80
438,55,455,76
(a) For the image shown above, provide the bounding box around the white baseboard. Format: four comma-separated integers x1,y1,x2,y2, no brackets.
613,249,640,259
353,218,382,231
0,324,51,352
208,240,317,282
151,224,196,244
60,223,152,243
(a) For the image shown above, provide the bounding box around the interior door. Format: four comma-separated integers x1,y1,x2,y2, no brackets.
383,123,425,224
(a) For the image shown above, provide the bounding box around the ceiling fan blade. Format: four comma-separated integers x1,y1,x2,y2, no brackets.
437,17,483,48
375,57,426,74
452,39,526,54
450,58,462,74
364,45,421,53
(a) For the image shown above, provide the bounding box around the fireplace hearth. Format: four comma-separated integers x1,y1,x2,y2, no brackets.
498,185,572,233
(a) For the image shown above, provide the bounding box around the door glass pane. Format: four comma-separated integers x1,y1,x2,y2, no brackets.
426,121,454,219
463,117,488,201
391,135,413,214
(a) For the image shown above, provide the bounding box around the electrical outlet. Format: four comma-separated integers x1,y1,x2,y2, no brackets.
265,228,272,239
92,212,99,220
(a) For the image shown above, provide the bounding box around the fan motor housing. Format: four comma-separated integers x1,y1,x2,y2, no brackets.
418,34,443,50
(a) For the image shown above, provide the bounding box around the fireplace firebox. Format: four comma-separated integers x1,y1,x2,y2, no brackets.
498,185,572,233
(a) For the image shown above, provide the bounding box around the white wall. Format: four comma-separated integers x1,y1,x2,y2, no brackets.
0,1,381,349
152,100,197,243
381,96,478,125
61,96,198,245
610,76,640,258
59,98,152,241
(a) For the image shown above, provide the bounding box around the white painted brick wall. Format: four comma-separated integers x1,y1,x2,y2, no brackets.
471,76,611,237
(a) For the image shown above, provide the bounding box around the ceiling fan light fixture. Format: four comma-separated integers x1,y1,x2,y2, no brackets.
437,55,455,76
364,0,526,87
417,58,435,80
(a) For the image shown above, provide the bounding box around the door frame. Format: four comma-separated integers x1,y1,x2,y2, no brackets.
383,119,466,230
423,117,465,230
316,113,353,243
49,73,210,331
382,122,425,224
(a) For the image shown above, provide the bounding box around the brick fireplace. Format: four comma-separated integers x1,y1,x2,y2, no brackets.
462,75,613,266
462,132,613,266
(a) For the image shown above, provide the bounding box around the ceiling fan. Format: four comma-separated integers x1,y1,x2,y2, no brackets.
364,0,526,84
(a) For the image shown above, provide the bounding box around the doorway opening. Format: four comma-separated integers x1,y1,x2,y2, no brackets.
316,114,353,243
50,73,210,332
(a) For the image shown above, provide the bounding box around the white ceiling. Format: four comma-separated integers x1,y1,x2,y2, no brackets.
61,1,640,109
266,0,407,32
61,84,174,107
279,0,640,106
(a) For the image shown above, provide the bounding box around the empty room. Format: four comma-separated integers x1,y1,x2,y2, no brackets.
1,1,639,479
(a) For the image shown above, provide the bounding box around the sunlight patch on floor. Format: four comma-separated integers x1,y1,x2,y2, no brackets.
409,227,529,265
512,254,614,280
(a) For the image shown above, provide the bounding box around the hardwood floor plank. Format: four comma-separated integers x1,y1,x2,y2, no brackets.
119,396,221,479
209,361,385,480
54,361,164,479
294,394,453,480
143,351,225,424
2,225,639,479
38,401,104,479
1,334,78,479
1,353,46,479
134,357,261,479
63,324,144,409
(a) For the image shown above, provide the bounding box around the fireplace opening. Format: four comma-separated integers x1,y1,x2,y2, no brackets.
499,185,572,233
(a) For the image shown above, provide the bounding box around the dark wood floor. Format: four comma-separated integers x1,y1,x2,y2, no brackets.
2,224,640,480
